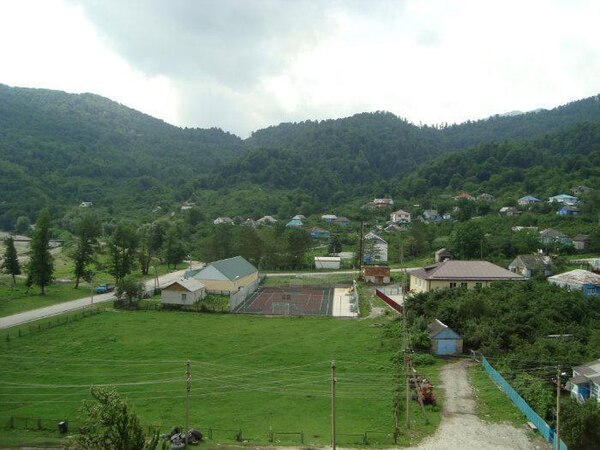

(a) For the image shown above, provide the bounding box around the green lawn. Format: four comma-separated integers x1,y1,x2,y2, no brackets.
0,311,441,447
468,364,527,427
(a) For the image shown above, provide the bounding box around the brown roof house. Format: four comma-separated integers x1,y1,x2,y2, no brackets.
362,266,391,284
572,235,591,252
410,260,525,294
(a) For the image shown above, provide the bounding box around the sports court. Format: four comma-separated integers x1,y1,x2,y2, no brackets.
233,285,357,317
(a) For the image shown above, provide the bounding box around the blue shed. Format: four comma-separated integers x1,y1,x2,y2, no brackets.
427,319,463,356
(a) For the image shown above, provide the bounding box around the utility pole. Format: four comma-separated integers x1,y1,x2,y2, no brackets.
403,308,410,428
358,221,365,272
185,360,191,446
556,365,561,450
331,360,337,450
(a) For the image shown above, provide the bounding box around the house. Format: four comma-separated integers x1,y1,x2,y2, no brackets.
571,186,593,195
547,269,600,297
508,255,553,278
477,193,495,202
434,248,453,263
243,218,258,228
79,201,93,208
364,232,388,263
454,192,475,201
572,235,591,252
190,256,258,294
257,215,278,226
310,227,330,238
539,228,572,246
568,358,600,403
373,197,394,208
214,217,234,225
321,214,337,223
549,194,578,205
499,206,520,216
442,212,452,221
390,209,411,224
315,256,341,270
333,216,350,226
409,260,525,294
512,226,538,232
428,319,463,356
557,205,579,216
181,202,195,211
292,214,306,221
161,279,206,306
384,223,405,233
423,210,441,221
286,219,303,228
518,195,540,206
362,266,391,284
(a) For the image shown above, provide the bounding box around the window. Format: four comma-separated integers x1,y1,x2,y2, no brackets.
460,282,468,288
449,282,457,288
181,293,187,301
475,282,482,289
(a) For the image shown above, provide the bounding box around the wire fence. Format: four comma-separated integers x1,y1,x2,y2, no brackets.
2,305,106,342
1,416,397,445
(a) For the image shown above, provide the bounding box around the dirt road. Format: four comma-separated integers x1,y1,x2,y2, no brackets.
408,359,545,450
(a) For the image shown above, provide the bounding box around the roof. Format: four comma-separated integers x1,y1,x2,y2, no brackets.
519,195,540,201
540,228,567,238
164,278,205,292
392,209,410,215
365,231,387,244
205,256,257,281
411,260,526,281
286,219,303,227
548,269,600,287
362,266,391,276
550,194,578,200
573,358,600,378
315,256,341,262
427,319,461,339
572,234,590,242
321,214,337,219
511,255,553,269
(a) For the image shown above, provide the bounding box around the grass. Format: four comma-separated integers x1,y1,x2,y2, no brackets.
468,364,527,427
264,273,356,287
0,310,442,447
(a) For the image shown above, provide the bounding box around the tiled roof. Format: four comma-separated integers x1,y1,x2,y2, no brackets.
411,260,526,281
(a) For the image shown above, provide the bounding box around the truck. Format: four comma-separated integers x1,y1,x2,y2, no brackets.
95,284,115,294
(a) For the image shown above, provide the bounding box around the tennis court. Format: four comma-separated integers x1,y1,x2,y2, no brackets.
233,285,335,316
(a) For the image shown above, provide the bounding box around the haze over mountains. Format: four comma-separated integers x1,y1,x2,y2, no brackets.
1,83,599,228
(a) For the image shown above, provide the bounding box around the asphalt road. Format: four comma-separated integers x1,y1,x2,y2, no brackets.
0,267,194,330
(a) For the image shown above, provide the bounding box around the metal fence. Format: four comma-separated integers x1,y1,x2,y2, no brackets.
482,357,567,450
229,276,264,312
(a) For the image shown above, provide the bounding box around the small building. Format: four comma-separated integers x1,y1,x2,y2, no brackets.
571,186,593,195
181,202,195,211
292,214,306,221
333,216,350,226
390,209,411,224
257,215,278,226
214,216,234,225
512,226,538,232
315,256,341,269
499,206,520,216
572,235,591,252
557,205,579,216
243,218,258,228
79,201,93,208
321,214,337,223
549,194,578,205
310,227,330,239
548,269,600,297
508,255,553,278
373,197,394,208
161,279,206,306
362,266,391,284
568,358,600,403
191,256,258,293
286,219,303,228
428,319,463,356
477,193,495,202
364,231,388,263
454,192,475,201
435,248,453,263
384,223,405,233
518,195,540,206
539,228,572,246
423,210,440,221
410,260,525,294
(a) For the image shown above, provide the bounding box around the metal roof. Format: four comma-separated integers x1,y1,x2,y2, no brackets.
411,260,526,281
164,278,205,292
548,270,600,287
207,256,257,281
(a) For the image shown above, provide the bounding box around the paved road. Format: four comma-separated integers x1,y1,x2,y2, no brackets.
264,267,417,277
0,267,195,330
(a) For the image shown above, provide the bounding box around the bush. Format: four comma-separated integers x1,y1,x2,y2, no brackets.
412,353,436,366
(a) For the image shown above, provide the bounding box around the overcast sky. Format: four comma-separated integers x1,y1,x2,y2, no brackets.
1,0,599,137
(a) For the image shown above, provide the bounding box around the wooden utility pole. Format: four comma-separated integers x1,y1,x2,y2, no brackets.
556,365,561,450
185,360,191,445
403,311,410,428
331,360,337,450
358,221,365,272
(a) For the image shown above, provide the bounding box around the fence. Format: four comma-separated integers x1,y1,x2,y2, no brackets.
229,276,264,312
375,288,403,314
481,357,567,450
2,305,105,342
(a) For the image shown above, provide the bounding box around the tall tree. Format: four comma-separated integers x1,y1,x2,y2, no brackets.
72,213,101,288
1,236,21,286
234,227,263,266
451,221,485,259
107,222,138,285
26,209,53,294
163,227,187,270
286,228,311,269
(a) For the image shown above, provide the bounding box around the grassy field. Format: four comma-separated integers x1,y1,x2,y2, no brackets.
468,364,527,427
0,309,442,447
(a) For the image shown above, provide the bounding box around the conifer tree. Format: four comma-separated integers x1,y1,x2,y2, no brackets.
27,209,53,294
1,236,21,286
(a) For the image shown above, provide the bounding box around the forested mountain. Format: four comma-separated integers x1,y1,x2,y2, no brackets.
1,83,599,228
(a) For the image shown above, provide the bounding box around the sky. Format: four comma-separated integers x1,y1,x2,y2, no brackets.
1,0,599,137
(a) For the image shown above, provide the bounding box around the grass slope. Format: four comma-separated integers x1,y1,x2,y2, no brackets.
0,310,438,447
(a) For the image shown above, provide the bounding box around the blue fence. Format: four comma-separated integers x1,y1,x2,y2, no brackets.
482,357,567,450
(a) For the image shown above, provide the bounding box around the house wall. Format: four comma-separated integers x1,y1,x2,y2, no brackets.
161,286,205,305
315,259,341,269
410,274,490,293
430,338,463,355
199,271,258,293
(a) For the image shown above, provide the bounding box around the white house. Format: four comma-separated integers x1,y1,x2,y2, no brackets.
213,217,234,225
569,359,600,403
364,231,388,263
390,209,411,224
161,279,206,306
314,256,341,269
321,214,337,223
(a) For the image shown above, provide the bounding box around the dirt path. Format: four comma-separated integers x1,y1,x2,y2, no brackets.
407,359,546,450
